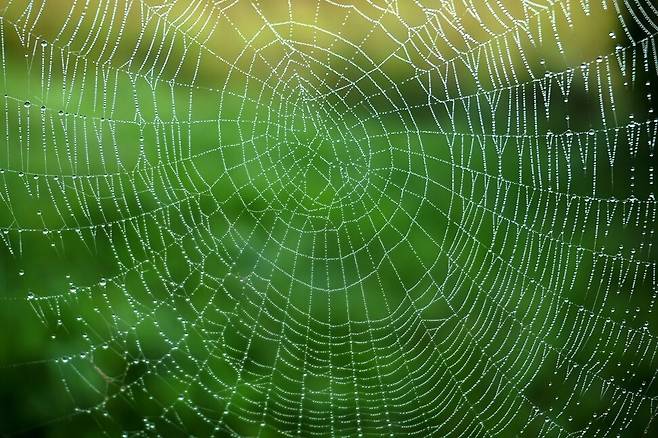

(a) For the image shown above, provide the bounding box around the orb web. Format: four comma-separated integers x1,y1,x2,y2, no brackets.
0,0,657,436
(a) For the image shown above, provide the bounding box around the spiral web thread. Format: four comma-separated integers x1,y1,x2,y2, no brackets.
0,0,657,436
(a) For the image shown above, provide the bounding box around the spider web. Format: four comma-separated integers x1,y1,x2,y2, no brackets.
0,0,656,436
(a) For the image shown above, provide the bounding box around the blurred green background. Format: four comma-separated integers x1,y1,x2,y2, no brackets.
0,0,656,436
